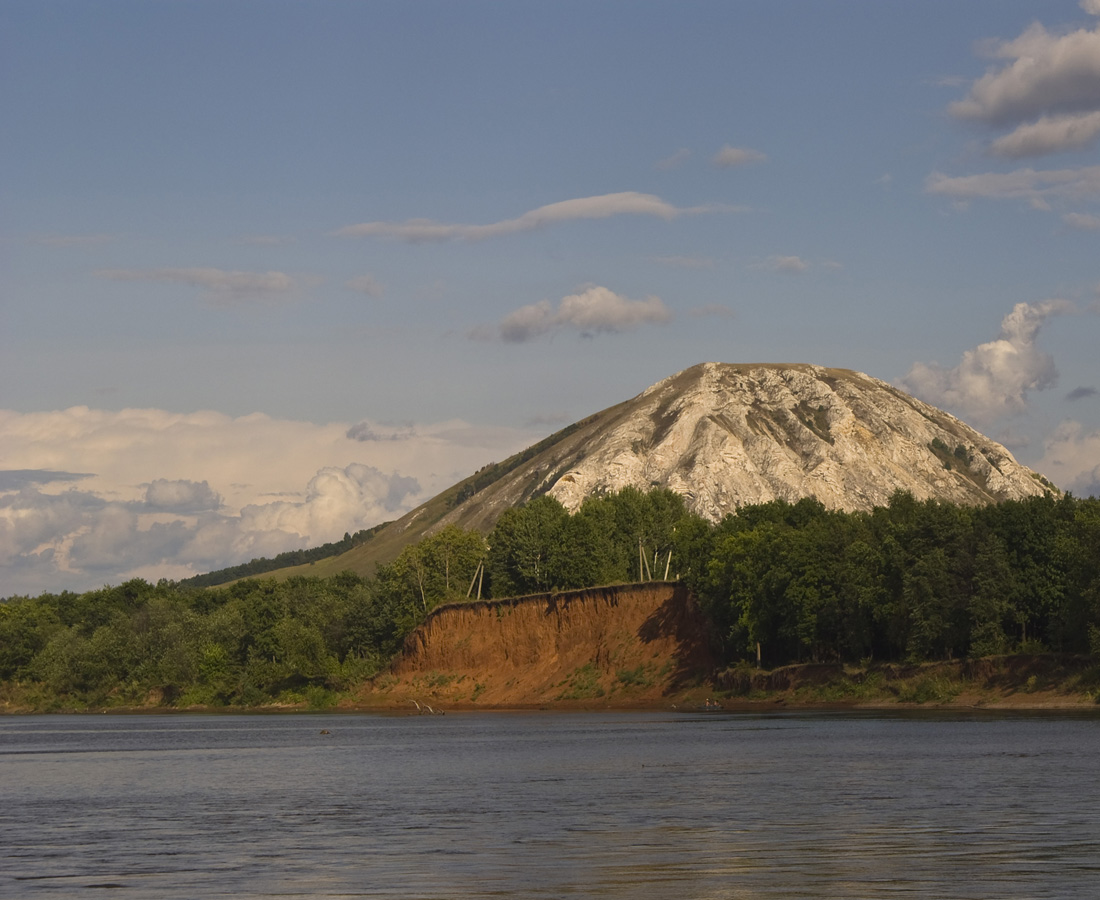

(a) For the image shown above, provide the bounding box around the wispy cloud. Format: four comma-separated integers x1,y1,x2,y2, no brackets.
902,299,1072,423
0,470,93,491
656,148,691,170
345,274,385,297
1063,211,1100,230
474,285,672,343
925,166,1100,210
753,255,810,274
96,267,305,304
712,145,767,167
333,192,727,243
1067,386,1098,401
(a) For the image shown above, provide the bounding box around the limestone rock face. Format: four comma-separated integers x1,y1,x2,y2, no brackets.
436,362,1052,531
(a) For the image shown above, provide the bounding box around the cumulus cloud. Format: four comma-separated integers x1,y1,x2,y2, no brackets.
476,286,671,343
333,192,725,242
0,407,541,596
96,267,303,303
142,479,222,513
1037,419,1100,496
925,165,1100,210
345,274,385,297
901,299,1072,423
989,110,1100,158
948,18,1100,158
712,145,767,167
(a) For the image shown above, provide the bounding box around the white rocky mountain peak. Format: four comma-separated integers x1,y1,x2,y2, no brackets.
436,362,1053,533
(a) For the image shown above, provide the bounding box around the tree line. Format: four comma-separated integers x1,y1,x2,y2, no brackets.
2,487,1098,709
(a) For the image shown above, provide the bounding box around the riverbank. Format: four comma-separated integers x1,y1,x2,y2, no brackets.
344,653,1100,713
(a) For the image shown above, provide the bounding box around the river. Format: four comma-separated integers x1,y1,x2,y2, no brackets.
1,710,1098,898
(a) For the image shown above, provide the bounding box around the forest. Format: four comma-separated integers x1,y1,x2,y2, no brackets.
2,487,1099,710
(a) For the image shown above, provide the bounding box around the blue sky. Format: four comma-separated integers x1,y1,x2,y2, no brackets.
3,0,1100,596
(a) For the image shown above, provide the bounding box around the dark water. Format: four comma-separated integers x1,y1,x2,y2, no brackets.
1,710,1098,899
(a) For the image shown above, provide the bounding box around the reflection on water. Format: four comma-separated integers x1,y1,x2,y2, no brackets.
2,710,1099,898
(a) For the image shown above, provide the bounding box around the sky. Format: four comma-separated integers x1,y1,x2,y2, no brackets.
3,0,1100,597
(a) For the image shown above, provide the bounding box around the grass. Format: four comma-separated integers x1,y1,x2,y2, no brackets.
615,665,654,688
557,662,606,700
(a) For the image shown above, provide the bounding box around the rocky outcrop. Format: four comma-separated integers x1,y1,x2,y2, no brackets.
436,363,1053,530
545,362,1051,516
377,583,715,706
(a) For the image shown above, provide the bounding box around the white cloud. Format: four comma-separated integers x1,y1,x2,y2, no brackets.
1037,419,1100,496
0,407,541,596
97,267,304,304
901,299,1072,423
1084,0,1100,16
1063,211,1100,229
949,19,1100,158
712,145,767,167
754,255,810,273
989,110,1100,158
143,479,222,513
477,285,672,343
333,192,725,242
925,165,1100,210
951,23,1100,126
346,274,385,297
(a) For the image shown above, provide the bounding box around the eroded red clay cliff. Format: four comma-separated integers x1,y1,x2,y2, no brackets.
361,582,715,708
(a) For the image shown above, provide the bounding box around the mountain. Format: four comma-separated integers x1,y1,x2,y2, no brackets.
263,362,1056,581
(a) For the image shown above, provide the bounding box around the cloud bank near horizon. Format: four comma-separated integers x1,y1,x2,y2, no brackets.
0,408,540,597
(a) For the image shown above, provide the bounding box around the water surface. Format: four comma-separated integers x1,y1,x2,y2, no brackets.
2,710,1098,898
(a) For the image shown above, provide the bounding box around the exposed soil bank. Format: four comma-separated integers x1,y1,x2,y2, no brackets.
354,583,1100,712
359,582,715,710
